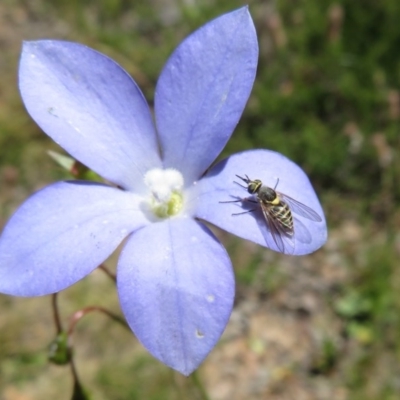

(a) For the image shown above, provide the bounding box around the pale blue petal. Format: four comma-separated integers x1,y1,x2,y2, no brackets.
0,182,148,295
19,41,161,192
155,7,258,184
117,218,234,375
193,150,327,255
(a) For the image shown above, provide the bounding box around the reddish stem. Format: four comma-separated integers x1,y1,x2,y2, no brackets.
68,306,129,336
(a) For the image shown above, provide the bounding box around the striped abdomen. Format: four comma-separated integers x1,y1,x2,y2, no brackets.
268,201,294,234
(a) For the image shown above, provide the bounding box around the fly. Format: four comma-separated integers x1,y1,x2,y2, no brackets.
221,174,322,254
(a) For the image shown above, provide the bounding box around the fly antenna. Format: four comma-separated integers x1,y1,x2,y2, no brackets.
234,174,248,188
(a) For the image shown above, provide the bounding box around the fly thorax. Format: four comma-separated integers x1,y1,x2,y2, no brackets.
144,168,184,218
258,186,278,203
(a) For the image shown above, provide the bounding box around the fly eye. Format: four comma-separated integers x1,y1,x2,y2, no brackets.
248,184,257,194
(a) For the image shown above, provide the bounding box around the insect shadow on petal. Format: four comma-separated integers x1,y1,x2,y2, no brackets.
220,174,322,255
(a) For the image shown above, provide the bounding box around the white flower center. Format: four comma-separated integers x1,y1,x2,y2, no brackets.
144,168,184,218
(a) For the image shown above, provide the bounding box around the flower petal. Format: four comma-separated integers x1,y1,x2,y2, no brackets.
155,7,258,184
0,182,148,296
117,218,234,375
19,41,161,192
193,150,327,255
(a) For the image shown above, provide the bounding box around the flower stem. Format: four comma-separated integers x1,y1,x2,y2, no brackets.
70,356,89,399
51,293,63,334
68,306,130,335
98,263,116,283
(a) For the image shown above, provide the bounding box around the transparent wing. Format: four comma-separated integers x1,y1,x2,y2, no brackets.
259,202,295,255
278,193,322,222
292,216,312,244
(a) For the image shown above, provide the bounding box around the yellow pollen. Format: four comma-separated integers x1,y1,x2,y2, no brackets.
152,191,183,218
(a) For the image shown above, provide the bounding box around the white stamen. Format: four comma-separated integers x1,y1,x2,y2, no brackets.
144,168,184,218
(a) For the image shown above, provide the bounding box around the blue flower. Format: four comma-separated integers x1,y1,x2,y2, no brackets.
0,7,326,375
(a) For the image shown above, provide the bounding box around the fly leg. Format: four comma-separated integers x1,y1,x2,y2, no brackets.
220,197,258,216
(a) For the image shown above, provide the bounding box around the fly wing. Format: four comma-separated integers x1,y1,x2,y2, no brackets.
293,216,312,244
259,202,295,255
278,193,322,222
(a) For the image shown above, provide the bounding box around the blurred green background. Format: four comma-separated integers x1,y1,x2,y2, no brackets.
1,0,400,399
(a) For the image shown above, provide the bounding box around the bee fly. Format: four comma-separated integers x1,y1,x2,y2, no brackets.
221,174,322,254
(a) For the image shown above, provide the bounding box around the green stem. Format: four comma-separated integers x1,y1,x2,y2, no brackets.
52,293,63,334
